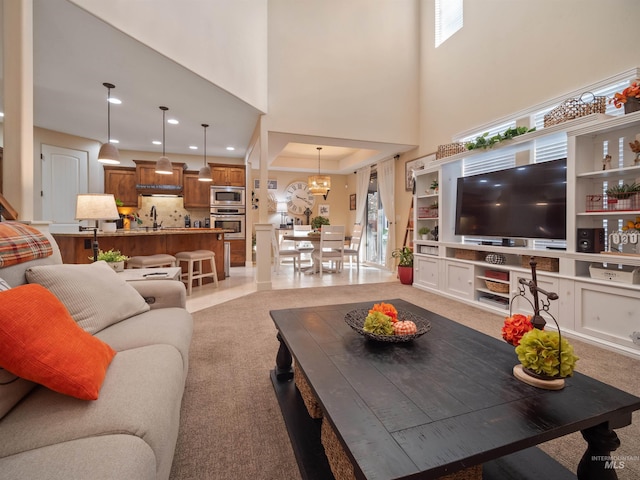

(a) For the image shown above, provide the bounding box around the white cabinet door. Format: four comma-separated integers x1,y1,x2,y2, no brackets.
509,274,560,324
444,260,474,300
574,281,640,352
415,255,439,290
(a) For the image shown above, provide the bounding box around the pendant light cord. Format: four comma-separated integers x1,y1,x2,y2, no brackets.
103,82,115,144
162,108,166,156
106,87,111,142
203,124,209,166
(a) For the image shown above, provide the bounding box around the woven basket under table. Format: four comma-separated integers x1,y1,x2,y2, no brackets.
321,417,482,480
293,363,323,419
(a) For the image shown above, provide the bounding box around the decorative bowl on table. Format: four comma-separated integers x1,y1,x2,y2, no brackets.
344,309,431,342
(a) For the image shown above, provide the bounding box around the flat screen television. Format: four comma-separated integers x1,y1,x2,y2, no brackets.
454,158,567,240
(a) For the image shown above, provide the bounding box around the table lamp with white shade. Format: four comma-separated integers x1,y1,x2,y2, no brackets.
278,201,288,228
75,194,120,262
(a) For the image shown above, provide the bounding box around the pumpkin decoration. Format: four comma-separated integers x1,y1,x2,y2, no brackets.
393,320,417,336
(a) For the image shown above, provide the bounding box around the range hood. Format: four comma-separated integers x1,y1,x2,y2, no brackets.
136,183,183,195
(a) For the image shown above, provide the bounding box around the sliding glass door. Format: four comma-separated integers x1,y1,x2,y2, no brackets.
365,172,389,266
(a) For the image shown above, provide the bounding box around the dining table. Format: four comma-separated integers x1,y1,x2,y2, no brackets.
281,232,350,274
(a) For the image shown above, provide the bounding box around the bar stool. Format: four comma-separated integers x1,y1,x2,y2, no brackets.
174,250,219,296
126,254,177,269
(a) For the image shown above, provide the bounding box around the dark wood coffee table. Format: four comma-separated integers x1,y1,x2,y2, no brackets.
270,299,640,480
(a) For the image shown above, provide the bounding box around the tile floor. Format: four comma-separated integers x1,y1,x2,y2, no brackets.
185,260,397,313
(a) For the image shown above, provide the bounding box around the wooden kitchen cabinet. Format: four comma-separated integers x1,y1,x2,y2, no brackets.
104,166,137,206
228,239,246,266
134,160,184,192
183,171,211,208
211,164,245,186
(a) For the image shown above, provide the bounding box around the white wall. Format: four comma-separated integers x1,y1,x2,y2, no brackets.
69,0,268,112
266,0,420,146
418,0,640,154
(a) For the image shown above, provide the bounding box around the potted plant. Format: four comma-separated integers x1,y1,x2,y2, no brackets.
610,80,640,114
418,226,431,240
606,183,640,210
94,249,129,272
430,179,439,194
391,246,413,285
310,215,330,231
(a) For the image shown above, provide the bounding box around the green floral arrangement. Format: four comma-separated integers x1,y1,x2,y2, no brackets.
310,216,330,230
94,249,129,263
363,311,394,335
515,328,578,378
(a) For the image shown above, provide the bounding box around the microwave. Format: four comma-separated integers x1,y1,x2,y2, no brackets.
210,186,245,207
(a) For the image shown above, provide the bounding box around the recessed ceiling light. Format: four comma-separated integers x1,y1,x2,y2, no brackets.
189,145,198,150
108,97,122,105
226,146,235,151
167,118,179,125
109,139,119,144
152,140,162,145
0,112,4,117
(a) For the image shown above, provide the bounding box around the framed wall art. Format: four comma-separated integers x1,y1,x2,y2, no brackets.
349,194,356,210
405,158,425,191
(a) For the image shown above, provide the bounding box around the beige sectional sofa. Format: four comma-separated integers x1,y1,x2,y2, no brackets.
0,224,192,480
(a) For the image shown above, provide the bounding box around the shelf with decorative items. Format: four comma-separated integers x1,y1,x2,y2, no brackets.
571,111,640,262
413,168,440,249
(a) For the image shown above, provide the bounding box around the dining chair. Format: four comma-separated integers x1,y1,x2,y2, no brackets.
312,225,345,276
293,224,314,266
271,228,301,274
343,224,363,273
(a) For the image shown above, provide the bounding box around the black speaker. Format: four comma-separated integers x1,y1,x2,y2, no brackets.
577,228,605,253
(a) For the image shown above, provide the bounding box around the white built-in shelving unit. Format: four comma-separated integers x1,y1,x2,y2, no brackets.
412,111,640,359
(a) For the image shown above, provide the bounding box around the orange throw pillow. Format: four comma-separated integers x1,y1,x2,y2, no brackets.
0,284,116,400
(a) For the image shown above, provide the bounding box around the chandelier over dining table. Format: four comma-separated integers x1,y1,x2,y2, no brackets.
308,147,331,196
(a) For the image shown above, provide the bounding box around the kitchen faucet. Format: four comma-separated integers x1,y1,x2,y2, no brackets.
150,205,158,230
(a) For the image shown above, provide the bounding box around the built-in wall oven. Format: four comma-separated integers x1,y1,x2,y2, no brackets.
210,186,245,207
210,207,245,239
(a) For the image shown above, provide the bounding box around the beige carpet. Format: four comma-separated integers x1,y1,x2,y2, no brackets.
169,282,640,480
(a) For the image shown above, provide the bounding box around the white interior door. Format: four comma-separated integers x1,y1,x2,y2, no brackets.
41,145,88,225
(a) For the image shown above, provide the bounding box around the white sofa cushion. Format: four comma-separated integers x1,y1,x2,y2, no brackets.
25,261,150,334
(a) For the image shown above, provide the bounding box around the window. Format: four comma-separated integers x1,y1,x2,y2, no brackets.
435,0,463,48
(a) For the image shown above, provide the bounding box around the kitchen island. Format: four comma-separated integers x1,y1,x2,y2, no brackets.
52,228,227,280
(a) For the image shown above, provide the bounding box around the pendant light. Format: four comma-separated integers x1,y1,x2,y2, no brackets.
308,147,331,196
198,124,212,182
97,82,120,164
155,106,173,174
